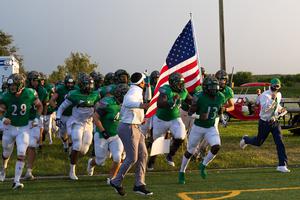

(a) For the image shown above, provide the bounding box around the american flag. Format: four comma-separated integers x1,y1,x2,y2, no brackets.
145,20,201,118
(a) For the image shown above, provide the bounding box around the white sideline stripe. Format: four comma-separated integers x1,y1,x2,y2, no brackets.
2,165,299,182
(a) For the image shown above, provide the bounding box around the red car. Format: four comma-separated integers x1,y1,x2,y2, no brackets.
223,82,271,123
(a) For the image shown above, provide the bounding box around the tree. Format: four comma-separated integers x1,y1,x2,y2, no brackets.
49,52,98,83
233,71,253,86
0,30,25,74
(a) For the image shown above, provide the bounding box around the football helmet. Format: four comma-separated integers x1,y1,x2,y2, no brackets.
64,75,75,90
78,73,94,94
104,72,115,86
169,72,185,93
7,73,26,94
150,70,160,86
202,75,220,97
114,69,129,84
114,84,129,103
90,71,104,89
215,69,228,90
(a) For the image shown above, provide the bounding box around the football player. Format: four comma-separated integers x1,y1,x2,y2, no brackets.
87,84,129,183
0,73,43,189
56,73,100,180
178,75,225,184
150,72,192,167
49,75,77,152
24,71,49,180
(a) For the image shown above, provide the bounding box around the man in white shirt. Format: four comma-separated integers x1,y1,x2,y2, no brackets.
110,72,153,196
240,78,289,173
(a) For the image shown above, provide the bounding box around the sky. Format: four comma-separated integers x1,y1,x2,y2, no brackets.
1,0,300,76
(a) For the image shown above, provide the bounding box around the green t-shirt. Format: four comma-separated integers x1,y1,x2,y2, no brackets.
156,85,188,121
29,85,49,120
194,91,225,128
96,96,120,138
222,86,234,102
0,88,38,126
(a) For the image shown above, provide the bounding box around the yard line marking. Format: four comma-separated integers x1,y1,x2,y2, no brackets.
177,186,300,200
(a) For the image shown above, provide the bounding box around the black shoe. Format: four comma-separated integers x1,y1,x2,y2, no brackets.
133,185,153,196
110,180,126,196
165,154,175,167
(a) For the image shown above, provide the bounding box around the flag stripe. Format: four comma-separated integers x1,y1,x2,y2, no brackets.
145,20,201,118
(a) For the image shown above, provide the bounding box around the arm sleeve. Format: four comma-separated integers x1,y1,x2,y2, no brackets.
56,99,73,119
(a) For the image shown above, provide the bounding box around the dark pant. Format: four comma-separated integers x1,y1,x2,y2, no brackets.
244,119,288,166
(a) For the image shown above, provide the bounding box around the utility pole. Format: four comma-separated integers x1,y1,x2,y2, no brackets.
219,0,226,71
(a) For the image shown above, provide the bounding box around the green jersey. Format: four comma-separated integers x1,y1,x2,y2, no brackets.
222,86,234,102
181,85,203,111
44,83,56,114
194,91,225,128
99,84,116,98
29,85,48,120
96,96,120,138
0,88,38,127
156,85,188,121
55,85,79,116
66,90,100,121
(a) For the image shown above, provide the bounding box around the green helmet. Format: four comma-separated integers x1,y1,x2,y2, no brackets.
114,83,129,103
169,72,185,93
270,78,281,86
202,75,220,96
270,78,281,91
78,73,94,94
7,73,26,94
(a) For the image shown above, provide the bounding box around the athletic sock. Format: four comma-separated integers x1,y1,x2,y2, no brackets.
14,161,25,183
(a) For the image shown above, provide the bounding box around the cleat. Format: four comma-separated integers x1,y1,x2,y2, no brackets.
69,171,78,180
147,162,154,171
12,182,24,190
24,172,35,180
0,170,6,182
165,154,175,167
178,172,185,184
276,166,290,173
133,185,153,196
87,158,95,176
199,163,207,179
240,135,248,149
110,180,126,196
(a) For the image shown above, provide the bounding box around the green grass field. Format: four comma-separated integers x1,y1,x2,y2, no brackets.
1,168,300,200
0,120,300,199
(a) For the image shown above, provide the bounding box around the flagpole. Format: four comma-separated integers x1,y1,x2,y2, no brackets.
189,13,202,83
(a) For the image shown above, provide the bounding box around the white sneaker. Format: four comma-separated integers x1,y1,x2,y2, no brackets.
240,135,248,149
0,170,6,182
69,171,78,180
12,182,24,189
24,171,35,180
87,158,95,176
276,166,290,173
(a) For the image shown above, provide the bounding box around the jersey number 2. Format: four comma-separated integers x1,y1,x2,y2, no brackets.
11,104,27,116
